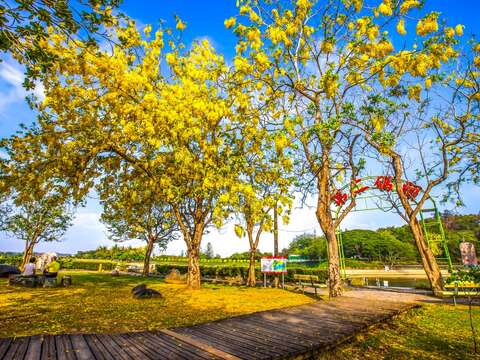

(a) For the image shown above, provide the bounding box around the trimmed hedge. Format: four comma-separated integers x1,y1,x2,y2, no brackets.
154,256,252,264
155,263,328,282
60,258,118,271
0,256,21,266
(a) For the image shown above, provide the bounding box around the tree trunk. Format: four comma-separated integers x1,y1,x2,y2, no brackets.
325,227,342,297
186,227,203,289
21,241,35,271
410,217,443,296
317,211,342,297
273,204,279,288
173,205,205,289
247,248,257,287
187,243,201,289
142,236,155,276
390,155,444,296
315,148,342,298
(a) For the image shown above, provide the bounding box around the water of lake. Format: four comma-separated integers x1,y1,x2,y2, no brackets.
359,277,431,289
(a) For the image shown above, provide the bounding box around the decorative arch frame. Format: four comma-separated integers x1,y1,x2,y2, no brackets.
330,176,453,279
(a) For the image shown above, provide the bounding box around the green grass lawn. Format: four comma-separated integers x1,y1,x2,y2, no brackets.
0,270,314,338
323,303,480,360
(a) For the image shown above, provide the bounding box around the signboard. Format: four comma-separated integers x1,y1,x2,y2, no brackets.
459,242,478,266
261,257,287,274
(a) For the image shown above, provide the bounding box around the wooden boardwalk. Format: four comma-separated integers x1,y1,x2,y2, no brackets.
0,290,418,359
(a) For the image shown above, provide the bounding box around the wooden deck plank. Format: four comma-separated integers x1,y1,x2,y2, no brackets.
212,320,308,353
3,336,26,360
0,338,13,359
3,339,20,359
278,307,363,332
174,325,276,358
116,333,159,360
184,324,285,358
55,335,75,360
122,332,173,359
140,331,204,360
241,316,334,345
40,335,56,360
176,328,260,360
69,335,94,360
107,333,151,360
159,330,234,360
24,335,43,360
82,334,113,360
15,336,31,360
93,334,132,360
125,331,193,359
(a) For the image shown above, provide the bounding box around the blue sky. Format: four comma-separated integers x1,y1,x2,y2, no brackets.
0,1,479,256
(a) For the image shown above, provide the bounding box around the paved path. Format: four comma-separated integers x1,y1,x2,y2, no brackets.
0,289,421,360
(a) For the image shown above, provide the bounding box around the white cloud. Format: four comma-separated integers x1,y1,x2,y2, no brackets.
0,58,45,111
193,35,219,49
0,61,26,110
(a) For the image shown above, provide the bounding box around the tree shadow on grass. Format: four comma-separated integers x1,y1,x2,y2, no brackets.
0,271,313,339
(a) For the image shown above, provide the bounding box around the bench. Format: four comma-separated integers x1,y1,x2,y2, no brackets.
293,274,326,296
8,275,37,287
444,282,480,300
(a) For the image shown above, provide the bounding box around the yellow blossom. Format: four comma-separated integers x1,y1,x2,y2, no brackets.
296,0,311,9
455,24,463,36
143,25,152,36
352,0,363,12
444,27,455,38
416,13,438,36
397,19,407,35
176,19,186,31
224,17,236,29
321,40,334,53
378,1,392,16
400,0,420,14
408,84,422,102
255,52,270,68
165,53,176,65
425,78,432,89
474,56,480,68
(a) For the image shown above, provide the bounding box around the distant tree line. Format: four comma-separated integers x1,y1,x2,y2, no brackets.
285,214,480,266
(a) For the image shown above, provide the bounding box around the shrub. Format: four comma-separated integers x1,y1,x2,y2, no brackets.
60,258,118,271
155,263,327,282
0,255,22,266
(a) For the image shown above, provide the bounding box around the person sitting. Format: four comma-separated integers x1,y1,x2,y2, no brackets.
23,257,36,277
44,256,60,278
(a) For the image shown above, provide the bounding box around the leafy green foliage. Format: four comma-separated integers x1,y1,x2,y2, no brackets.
286,233,327,259
0,192,73,266
74,245,155,261
228,250,272,260
381,213,480,263
287,214,480,265
99,172,178,252
342,230,417,265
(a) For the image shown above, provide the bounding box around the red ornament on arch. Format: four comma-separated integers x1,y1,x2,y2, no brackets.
332,191,348,206
374,176,393,192
402,181,421,200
